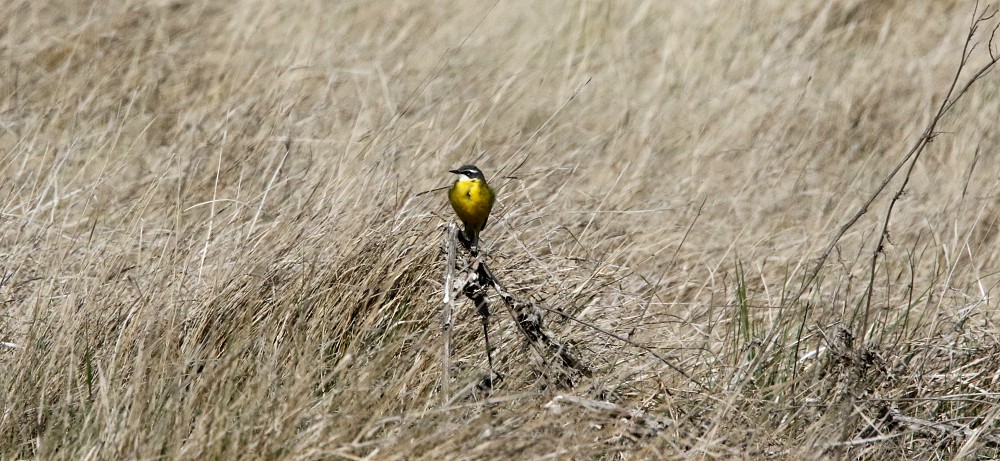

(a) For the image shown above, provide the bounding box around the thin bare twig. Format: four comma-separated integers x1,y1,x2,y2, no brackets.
441,223,458,404
792,1,1000,310
858,2,1000,341
629,197,706,338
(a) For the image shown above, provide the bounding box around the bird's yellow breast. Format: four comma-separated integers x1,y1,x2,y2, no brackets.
449,178,495,232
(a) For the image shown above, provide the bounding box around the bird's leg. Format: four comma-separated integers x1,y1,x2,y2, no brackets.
456,226,472,248
456,226,481,256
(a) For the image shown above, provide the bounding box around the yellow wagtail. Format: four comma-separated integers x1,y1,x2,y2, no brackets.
448,164,495,250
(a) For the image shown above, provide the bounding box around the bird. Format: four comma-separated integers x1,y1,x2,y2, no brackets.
448,164,495,251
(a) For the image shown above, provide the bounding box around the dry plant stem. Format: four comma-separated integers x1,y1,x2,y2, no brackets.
475,259,590,379
473,284,497,379
534,301,705,394
794,2,1000,310
444,226,591,386
444,210,705,391
444,225,501,388
441,224,458,403
544,394,672,432
502,76,593,182
629,197,706,338
359,0,502,158
860,3,1000,341
892,413,1000,445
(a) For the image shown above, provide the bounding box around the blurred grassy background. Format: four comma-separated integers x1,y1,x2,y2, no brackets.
1,0,999,459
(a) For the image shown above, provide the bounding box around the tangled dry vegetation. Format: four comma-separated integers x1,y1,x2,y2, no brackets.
2,1,1000,459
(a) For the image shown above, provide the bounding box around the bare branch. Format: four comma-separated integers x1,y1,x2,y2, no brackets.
791,2,1000,310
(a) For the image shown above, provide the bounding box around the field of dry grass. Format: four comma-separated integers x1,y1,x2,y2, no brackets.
2,0,1000,459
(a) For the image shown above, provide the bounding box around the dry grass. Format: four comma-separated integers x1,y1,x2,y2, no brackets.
2,0,1000,459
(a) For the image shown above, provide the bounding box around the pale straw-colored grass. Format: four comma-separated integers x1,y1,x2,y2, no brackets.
1,1,999,459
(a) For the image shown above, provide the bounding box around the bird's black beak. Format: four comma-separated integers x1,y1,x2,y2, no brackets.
448,169,460,174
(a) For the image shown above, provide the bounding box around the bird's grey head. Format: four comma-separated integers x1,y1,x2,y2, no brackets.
449,164,485,181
